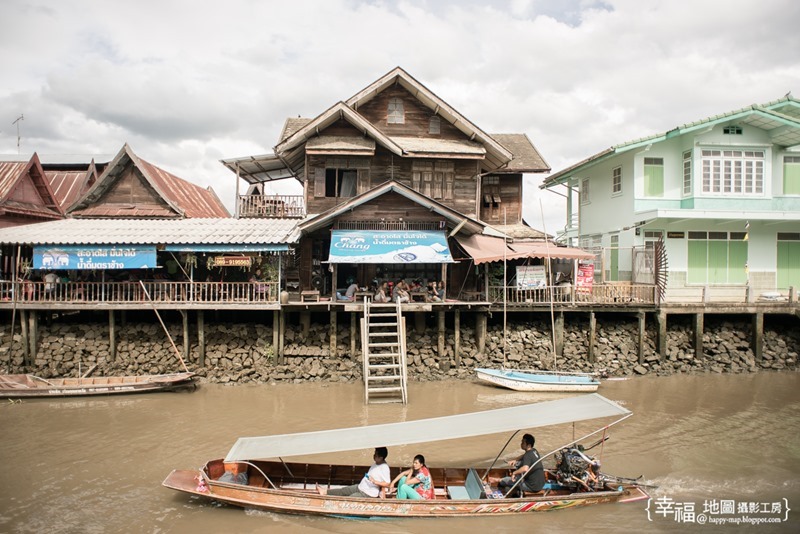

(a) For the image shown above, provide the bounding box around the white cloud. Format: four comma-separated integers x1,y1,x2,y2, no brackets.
1,0,798,233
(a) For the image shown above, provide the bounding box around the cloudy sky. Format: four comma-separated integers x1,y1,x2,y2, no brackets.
1,0,798,232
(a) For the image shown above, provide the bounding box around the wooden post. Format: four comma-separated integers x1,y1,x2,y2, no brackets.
454,310,461,366
29,310,38,362
350,312,357,357
752,312,764,361
278,309,286,364
109,310,116,362
20,310,30,366
588,311,596,363
476,312,487,354
438,311,445,357
693,313,704,360
300,311,310,340
656,310,667,360
181,310,189,362
272,310,279,357
197,310,205,367
637,311,646,364
329,311,337,357
554,312,564,357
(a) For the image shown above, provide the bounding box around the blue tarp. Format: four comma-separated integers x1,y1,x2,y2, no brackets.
33,245,157,270
328,230,454,264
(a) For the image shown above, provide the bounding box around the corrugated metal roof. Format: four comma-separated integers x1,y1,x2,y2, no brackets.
306,135,376,154
45,169,94,210
137,156,229,218
390,136,486,157
69,145,229,219
0,218,300,246
0,161,27,199
280,118,312,142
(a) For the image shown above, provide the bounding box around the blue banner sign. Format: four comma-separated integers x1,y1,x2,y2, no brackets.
328,230,453,264
33,246,157,270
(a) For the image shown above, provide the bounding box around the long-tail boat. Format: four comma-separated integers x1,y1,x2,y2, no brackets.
0,372,195,398
163,394,651,518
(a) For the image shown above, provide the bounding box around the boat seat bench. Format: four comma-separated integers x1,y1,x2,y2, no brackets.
447,468,486,500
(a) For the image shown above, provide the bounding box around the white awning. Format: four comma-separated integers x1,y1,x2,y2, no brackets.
224,393,629,461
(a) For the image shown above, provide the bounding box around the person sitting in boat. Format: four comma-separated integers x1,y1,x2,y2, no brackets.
388,454,434,500
496,433,545,496
316,447,390,498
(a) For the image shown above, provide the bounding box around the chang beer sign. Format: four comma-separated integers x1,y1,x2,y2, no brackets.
328,230,454,264
33,246,157,270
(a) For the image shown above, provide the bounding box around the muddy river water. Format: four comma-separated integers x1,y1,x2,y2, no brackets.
1,373,798,533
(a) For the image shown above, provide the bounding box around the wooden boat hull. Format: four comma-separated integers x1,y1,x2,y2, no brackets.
0,372,195,398
476,368,600,392
163,460,648,518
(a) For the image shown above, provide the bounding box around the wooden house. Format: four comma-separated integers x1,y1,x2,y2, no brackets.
223,67,550,297
0,153,62,229
69,144,229,219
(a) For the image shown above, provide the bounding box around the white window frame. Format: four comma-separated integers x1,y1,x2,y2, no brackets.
580,178,590,204
388,98,404,124
682,151,692,196
612,166,622,195
701,149,764,195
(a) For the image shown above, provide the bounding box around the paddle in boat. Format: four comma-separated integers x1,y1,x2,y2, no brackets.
162,393,651,518
0,372,195,398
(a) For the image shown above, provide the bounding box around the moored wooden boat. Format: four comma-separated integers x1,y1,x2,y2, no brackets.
0,372,195,398
476,368,600,392
163,459,648,518
163,394,650,518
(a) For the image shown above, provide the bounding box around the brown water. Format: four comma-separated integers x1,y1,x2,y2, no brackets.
1,373,798,533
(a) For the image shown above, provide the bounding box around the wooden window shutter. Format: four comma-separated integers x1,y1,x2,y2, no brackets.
357,169,370,194
412,170,421,191
314,167,325,198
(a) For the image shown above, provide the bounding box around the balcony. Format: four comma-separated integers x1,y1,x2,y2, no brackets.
238,195,305,218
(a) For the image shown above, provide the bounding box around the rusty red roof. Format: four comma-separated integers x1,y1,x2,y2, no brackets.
0,156,63,224
45,167,96,210
69,144,229,219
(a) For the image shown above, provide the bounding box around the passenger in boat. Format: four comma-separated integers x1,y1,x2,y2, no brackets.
388,454,434,500
374,281,390,303
316,447,390,498
496,433,545,496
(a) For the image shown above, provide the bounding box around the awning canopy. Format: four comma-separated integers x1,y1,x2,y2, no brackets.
225,393,630,461
455,235,595,265
328,230,454,264
162,244,290,253
33,245,157,270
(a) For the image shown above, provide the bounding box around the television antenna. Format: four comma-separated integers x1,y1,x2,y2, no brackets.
12,114,24,153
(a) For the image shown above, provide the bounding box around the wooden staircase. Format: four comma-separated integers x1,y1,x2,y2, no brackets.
361,298,408,404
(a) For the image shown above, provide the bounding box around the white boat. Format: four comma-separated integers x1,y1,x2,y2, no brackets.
476,368,600,392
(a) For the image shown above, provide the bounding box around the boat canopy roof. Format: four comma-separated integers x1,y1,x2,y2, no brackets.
225,393,629,462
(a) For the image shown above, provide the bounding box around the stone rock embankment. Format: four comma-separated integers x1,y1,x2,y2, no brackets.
0,317,796,383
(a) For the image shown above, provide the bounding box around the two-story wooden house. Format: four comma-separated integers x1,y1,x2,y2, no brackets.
223,67,550,297
542,96,800,300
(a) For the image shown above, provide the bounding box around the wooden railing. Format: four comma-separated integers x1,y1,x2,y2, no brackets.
237,194,305,218
486,283,657,306
0,280,279,305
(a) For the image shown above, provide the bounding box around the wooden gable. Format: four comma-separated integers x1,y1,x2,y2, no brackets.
70,156,178,218
357,84,467,141
0,155,62,227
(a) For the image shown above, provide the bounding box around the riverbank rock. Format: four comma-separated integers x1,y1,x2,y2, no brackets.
0,314,797,384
